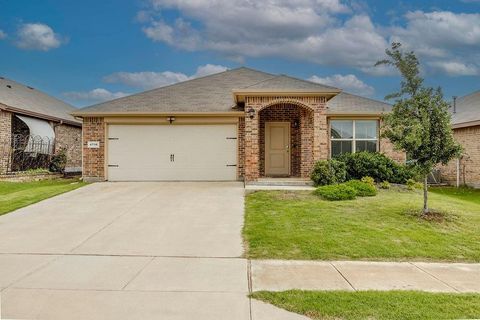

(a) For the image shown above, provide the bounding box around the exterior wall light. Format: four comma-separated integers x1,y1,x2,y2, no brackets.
167,116,176,124
247,108,255,119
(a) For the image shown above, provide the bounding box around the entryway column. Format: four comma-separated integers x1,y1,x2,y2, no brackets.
312,99,328,162
244,99,260,182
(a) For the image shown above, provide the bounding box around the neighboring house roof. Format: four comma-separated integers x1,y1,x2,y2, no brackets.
0,77,81,126
326,92,391,115
73,67,388,116
451,90,480,128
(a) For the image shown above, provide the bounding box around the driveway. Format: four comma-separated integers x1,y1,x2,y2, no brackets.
0,182,305,320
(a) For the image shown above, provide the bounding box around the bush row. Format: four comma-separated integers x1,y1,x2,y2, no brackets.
311,152,417,186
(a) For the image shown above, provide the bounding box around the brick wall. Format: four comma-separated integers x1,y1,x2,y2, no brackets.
54,124,82,171
0,109,12,174
237,117,245,179
379,119,407,163
244,96,327,181
439,125,480,188
82,117,105,181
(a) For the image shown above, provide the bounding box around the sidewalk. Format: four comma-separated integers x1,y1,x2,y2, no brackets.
250,260,480,293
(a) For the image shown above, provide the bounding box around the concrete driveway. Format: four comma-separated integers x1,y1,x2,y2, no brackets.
0,182,305,320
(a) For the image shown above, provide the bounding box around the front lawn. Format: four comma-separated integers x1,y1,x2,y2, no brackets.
0,178,86,215
244,187,480,261
251,290,480,320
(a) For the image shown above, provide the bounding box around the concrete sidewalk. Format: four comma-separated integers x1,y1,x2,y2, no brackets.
251,260,480,293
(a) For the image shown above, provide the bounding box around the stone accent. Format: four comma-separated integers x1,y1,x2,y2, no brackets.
0,109,12,174
244,96,327,182
439,125,480,188
82,117,105,181
54,124,82,171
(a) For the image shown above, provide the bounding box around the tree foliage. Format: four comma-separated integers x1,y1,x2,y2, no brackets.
376,43,461,213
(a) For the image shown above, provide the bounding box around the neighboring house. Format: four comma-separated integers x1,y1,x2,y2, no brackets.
0,77,82,174
73,67,404,183
440,91,480,188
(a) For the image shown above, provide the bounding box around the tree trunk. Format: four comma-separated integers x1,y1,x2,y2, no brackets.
423,176,429,215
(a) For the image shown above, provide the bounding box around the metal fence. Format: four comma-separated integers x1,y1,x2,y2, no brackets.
1,134,56,173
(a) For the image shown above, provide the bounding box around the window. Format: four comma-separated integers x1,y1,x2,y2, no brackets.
330,120,378,157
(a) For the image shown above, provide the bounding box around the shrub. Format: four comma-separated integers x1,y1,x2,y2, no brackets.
49,148,67,173
345,180,377,197
314,184,357,201
361,176,375,186
336,152,416,183
310,159,346,186
380,181,391,189
407,178,423,190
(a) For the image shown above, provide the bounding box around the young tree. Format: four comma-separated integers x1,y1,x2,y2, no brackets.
376,42,461,215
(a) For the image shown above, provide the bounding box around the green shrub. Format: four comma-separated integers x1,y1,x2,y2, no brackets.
380,181,391,189
407,179,423,190
310,159,346,186
345,180,377,197
49,148,67,173
336,152,416,183
314,184,357,201
361,176,375,186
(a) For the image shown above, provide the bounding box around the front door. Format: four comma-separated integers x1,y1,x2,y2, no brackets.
265,122,290,176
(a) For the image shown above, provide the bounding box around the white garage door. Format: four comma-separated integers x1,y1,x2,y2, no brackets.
107,124,238,181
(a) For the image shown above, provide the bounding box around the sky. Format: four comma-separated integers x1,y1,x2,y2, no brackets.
0,0,479,108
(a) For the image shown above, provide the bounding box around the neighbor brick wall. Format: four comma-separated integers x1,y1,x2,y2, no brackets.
244,96,327,181
0,109,12,174
54,124,82,171
82,117,105,181
439,125,480,188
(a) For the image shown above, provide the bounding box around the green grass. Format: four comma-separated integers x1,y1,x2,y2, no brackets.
0,179,87,215
251,290,480,320
244,187,480,261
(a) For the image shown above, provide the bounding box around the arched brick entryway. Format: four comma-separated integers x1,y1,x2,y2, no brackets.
258,103,314,178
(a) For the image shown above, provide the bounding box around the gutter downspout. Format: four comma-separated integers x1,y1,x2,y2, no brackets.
456,158,460,188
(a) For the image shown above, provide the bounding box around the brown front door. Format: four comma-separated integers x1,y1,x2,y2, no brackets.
265,122,290,176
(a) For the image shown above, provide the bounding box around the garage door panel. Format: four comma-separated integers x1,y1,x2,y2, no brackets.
107,124,237,181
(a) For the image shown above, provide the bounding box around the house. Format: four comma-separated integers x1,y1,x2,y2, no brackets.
440,91,480,188
0,77,82,174
72,67,404,183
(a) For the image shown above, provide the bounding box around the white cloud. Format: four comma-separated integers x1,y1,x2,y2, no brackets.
140,2,480,77
427,61,479,76
103,64,228,89
15,23,63,51
63,88,128,103
0,30,6,39
309,74,375,96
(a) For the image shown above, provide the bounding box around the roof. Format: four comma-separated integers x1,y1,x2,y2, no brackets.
74,67,388,116
326,92,391,114
451,90,480,128
75,67,274,115
237,74,340,93
0,77,80,126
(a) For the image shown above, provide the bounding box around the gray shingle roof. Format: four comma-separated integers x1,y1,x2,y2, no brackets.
451,90,480,126
240,75,340,92
326,92,391,114
74,67,388,116
76,67,274,114
0,77,80,125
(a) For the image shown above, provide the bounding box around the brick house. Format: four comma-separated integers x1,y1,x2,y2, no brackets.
73,67,404,183
0,77,82,174
440,91,480,188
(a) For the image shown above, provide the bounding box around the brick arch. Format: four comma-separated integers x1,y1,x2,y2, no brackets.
258,98,315,113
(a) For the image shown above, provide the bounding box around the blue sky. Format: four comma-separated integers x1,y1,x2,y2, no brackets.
0,0,479,107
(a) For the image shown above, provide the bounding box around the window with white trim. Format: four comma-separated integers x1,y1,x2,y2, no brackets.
330,120,378,157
